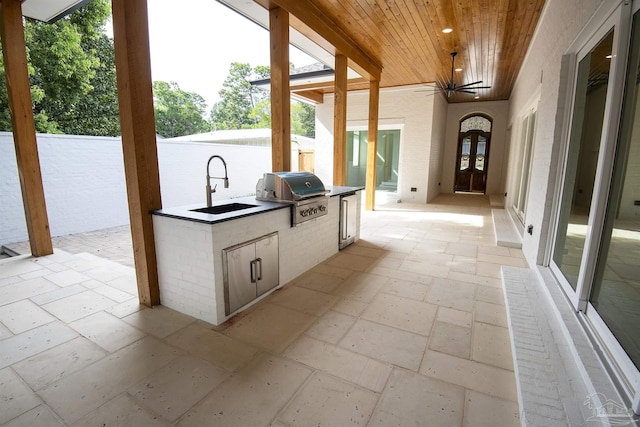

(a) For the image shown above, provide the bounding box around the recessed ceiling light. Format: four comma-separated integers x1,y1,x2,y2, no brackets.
442,28,453,33
474,96,480,99
455,68,463,72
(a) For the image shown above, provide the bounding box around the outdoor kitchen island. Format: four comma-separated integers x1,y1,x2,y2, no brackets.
151,185,362,326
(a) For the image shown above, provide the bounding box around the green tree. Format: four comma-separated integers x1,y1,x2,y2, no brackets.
153,81,209,138
212,62,316,137
210,62,270,130
292,101,315,137
0,0,120,136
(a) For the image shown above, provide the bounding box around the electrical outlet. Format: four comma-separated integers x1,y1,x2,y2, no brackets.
411,187,417,192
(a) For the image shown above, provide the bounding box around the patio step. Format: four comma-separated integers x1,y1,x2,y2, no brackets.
502,266,629,426
492,208,522,249
489,194,504,207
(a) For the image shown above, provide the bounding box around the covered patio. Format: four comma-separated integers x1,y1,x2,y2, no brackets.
1,194,525,426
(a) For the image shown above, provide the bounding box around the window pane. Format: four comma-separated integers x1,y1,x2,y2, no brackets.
553,29,614,290
476,137,486,171
590,11,640,370
460,137,471,170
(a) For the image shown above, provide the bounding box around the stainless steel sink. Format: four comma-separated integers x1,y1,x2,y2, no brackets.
190,203,257,215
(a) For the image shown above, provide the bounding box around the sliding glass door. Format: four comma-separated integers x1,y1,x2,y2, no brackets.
550,1,640,408
346,129,401,191
588,5,640,400
552,29,614,291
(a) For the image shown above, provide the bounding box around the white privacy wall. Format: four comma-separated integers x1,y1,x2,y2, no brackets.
315,86,446,203
0,133,282,246
0,133,129,246
505,0,607,265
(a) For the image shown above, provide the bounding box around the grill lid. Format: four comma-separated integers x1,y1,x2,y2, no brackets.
256,171,328,201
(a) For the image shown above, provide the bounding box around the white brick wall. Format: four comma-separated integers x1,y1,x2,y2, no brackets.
0,133,129,246
153,192,356,325
427,94,448,201
316,87,508,203
316,87,441,203
0,134,290,246
505,0,606,265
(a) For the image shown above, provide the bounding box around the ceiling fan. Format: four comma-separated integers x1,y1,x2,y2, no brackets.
443,52,491,97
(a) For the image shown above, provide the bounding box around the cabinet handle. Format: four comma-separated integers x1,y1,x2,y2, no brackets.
256,257,263,281
341,199,349,240
250,260,257,283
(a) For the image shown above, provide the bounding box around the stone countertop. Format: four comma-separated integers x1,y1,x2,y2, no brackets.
151,186,363,225
326,185,364,197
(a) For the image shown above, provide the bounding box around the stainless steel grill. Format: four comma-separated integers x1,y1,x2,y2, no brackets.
256,172,329,226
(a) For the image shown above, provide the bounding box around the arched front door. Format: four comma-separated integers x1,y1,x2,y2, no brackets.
454,115,492,193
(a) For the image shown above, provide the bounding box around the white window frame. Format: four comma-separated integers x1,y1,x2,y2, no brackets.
512,101,538,224
547,0,640,410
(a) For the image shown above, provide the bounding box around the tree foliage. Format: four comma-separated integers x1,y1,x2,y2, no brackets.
210,62,270,130
211,62,315,137
0,0,120,136
153,81,209,138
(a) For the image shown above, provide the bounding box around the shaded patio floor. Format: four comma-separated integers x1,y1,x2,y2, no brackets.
0,193,526,426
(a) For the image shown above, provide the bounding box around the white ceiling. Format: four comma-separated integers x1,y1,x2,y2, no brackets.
21,0,91,23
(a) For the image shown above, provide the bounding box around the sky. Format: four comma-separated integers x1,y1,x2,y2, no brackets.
134,0,316,110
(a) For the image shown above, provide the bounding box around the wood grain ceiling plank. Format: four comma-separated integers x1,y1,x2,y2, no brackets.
354,0,416,86
398,0,446,83
269,0,546,102
384,0,432,83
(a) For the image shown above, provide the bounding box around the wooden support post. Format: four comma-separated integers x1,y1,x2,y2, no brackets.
112,0,161,306
270,7,291,172
365,79,380,211
333,54,348,185
0,0,53,256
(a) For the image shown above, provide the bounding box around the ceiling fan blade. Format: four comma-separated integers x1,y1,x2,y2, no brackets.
455,80,484,89
456,90,477,94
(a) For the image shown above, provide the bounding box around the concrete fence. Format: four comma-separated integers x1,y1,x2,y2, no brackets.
0,132,296,246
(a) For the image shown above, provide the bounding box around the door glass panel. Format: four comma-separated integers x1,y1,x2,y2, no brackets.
476,137,486,171
346,129,400,191
590,11,640,370
552,29,614,290
460,137,471,170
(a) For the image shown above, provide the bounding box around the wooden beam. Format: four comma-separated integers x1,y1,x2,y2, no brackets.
256,0,381,81
0,0,53,256
291,77,369,92
333,54,347,186
269,7,291,172
365,79,380,211
111,0,161,307
292,90,324,104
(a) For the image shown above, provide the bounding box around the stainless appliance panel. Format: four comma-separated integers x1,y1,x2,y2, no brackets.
339,194,358,249
223,243,256,314
256,233,279,296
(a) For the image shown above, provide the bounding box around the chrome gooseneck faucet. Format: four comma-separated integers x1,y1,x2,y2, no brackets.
206,155,229,207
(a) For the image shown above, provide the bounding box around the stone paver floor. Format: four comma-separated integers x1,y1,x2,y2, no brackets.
0,194,524,426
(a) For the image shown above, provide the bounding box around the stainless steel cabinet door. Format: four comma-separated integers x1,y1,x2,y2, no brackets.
340,194,358,249
256,233,279,296
224,243,256,314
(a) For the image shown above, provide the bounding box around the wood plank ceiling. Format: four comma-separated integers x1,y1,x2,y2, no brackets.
258,0,546,103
